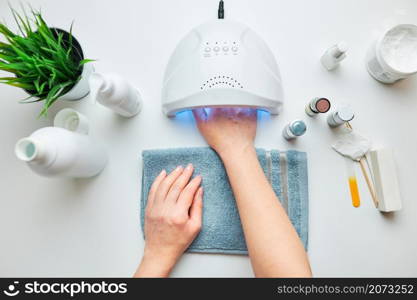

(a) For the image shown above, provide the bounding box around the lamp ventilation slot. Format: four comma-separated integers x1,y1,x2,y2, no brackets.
200,75,244,90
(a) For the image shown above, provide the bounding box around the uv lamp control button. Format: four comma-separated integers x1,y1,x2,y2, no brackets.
232,46,238,52
223,46,229,52
204,47,211,52
213,46,220,52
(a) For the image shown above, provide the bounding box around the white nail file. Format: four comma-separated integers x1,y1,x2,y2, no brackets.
368,148,402,212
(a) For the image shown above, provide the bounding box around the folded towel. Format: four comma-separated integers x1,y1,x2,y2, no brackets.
140,147,309,255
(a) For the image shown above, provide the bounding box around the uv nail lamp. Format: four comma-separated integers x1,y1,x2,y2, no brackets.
162,19,284,117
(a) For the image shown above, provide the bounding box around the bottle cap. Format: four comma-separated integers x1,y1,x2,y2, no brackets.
337,105,354,122
337,41,348,53
290,120,307,136
54,108,89,134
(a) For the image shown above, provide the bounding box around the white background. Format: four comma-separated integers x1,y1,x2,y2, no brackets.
1,0,417,277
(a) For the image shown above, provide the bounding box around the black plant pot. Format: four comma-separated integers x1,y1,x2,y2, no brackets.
25,28,93,101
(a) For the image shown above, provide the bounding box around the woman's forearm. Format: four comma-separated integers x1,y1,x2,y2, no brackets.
219,146,312,277
134,253,173,278
191,108,311,277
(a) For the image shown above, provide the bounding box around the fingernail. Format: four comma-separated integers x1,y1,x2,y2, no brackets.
175,165,183,172
186,163,193,171
159,169,166,176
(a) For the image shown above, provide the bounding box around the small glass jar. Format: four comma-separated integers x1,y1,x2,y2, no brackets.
327,105,354,127
283,120,307,140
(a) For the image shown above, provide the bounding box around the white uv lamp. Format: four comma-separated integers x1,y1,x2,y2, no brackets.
162,18,284,117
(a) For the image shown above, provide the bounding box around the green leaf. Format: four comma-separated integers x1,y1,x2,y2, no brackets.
2,81,34,89
0,24,16,38
20,96,44,104
79,58,95,66
39,81,47,94
11,6,31,36
34,78,40,92
0,76,18,81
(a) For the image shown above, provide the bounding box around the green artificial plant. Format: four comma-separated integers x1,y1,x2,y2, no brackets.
0,7,92,117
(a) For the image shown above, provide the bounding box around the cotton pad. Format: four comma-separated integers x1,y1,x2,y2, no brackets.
332,130,372,161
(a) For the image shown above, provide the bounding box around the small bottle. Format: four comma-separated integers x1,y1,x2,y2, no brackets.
321,41,348,71
283,120,307,140
305,97,331,117
15,127,107,178
89,73,143,117
327,105,354,127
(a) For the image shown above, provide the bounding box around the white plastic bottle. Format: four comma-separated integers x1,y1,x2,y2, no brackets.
15,127,107,178
321,42,348,71
89,73,143,117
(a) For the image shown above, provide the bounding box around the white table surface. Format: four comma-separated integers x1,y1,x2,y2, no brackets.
1,0,417,277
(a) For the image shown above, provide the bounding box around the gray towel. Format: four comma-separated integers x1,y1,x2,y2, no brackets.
140,147,309,255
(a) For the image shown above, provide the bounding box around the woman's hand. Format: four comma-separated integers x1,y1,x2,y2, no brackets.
193,108,257,158
134,164,203,277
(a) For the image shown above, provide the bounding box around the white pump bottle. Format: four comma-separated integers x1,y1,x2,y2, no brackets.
15,119,107,178
89,73,142,117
